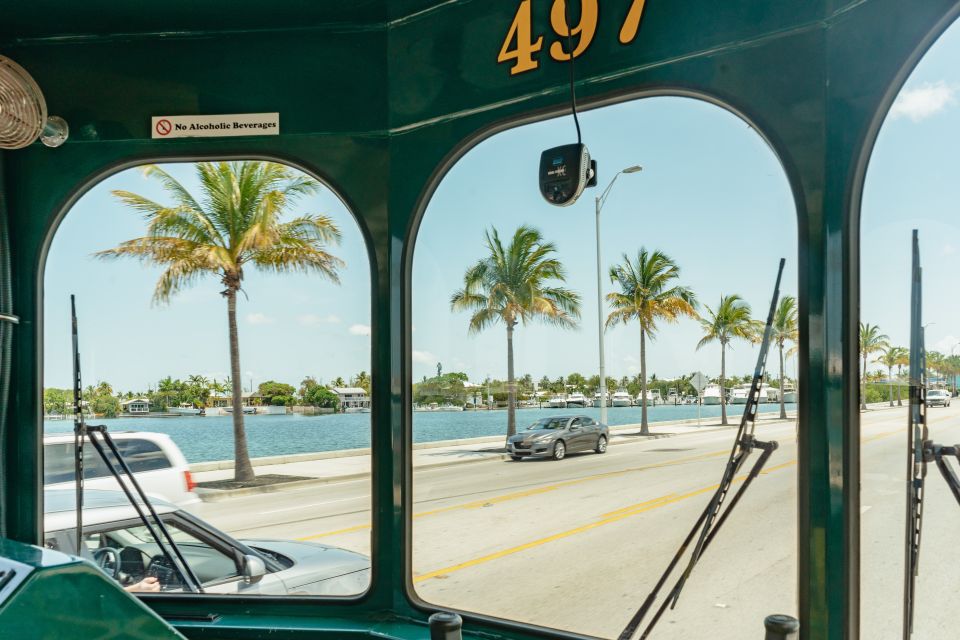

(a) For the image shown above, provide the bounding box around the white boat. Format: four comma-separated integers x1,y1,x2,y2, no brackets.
702,384,723,405
435,404,463,412
170,403,203,416
547,394,567,408
730,384,752,405
224,406,256,414
611,390,633,407
730,383,778,404
637,389,661,406
592,391,610,408
764,385,780,403
344,406,371,413
666,390,679,405
782,384,798,403
565,392,587,408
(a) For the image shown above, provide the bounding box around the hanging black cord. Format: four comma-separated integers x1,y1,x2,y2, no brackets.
564,0,582,144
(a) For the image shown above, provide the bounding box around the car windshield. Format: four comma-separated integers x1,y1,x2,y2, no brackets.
526,418,568,430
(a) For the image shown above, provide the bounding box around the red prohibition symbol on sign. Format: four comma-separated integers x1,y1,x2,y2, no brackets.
155,119,172,136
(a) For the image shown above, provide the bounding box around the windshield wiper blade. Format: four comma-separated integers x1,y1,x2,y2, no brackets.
619,258,785,640
903,232,925,638
71,295,203,593
900,231,960,638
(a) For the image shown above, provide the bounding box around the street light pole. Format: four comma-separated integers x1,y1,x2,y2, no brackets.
595,165,642,427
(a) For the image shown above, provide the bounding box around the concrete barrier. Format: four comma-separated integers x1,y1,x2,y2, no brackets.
188,409,806,473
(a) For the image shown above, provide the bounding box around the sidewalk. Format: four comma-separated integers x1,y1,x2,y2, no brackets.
191,409,810,501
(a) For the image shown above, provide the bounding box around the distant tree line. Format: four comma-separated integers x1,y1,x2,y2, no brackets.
43,370,375,417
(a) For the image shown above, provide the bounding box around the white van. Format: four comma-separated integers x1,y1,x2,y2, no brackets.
43,431,200,508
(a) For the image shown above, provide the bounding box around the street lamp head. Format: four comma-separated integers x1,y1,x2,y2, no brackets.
622,165,643,174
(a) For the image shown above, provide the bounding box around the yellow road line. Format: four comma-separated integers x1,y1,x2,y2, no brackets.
413,421,945,581
414,493,694,582
298,449,728,540
301,414,958,542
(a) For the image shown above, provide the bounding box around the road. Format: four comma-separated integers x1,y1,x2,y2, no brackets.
196,405,960,639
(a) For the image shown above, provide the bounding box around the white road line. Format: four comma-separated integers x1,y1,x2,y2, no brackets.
259,495,362,514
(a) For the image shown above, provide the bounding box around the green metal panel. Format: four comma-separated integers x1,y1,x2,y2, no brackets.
0,538,184,638
0,1,958,639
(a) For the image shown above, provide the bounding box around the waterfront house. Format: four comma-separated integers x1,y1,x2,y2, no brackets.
207,392,263,408
331,387,370,411
121,398,150,414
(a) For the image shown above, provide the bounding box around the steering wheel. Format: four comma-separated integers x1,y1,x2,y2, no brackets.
92,547,121,579
145,554,183,591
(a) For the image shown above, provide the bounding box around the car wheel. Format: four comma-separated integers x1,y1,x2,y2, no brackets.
552,440,566,461
595,435,607,454
510,455,522,461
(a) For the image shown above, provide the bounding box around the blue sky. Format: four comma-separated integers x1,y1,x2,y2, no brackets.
44,164,371,391
44,24,960,391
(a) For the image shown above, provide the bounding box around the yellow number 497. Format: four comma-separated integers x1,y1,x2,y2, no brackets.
498,0,649,76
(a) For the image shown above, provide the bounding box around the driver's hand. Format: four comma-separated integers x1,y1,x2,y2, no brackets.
124,577,160,593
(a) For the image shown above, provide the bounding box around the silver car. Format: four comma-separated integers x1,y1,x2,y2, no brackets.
43,490,369,596
506,415,609,461
926,389,952,407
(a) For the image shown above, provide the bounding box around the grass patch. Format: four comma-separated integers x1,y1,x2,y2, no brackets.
196,474,312,490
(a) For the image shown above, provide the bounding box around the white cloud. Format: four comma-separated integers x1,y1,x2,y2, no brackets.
246,312,275,325
298,313,340,326
942,243,956,257
890,81,956,122
412,350,436,364
349,324,371,336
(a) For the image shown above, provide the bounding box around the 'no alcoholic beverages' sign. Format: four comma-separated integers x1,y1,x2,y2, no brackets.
151,113,279,139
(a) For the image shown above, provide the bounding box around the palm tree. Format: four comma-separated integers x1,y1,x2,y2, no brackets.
96,162,343,482
352,371,371,394
451,225,581,438
894,348,910,406
771,296,798,420
858,323,889,411
210,378,229,396
697,295,757,426
877,346,907,407
927,351,945,387
606,249,697,435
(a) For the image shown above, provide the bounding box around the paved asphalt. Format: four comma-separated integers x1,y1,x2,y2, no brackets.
196,404,960,640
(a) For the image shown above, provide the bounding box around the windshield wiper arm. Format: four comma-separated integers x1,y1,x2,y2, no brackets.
619,258,785,640
72,295,203,593
902,231,960,638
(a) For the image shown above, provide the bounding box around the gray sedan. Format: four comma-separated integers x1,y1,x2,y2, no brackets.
507,415,609,461
44,490,369,596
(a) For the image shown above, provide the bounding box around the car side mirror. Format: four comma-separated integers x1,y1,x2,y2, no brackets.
242,554,266,584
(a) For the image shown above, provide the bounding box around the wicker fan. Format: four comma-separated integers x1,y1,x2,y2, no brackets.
0,55,68,149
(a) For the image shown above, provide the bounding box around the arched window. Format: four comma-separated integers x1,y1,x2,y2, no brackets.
860,22,960,637
42,160,372,597
411,97,798,637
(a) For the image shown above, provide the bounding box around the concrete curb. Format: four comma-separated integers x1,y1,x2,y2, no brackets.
189,410,803,473
192,403,910,501
192,414,806,501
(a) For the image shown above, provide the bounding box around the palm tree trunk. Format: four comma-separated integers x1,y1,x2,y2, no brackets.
860,353,867,411
227,288,255,482
720,342,728,426
887,365,894,407
640,327,649,436
506,322,516,439
778,341,787,420
897,365,903,406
